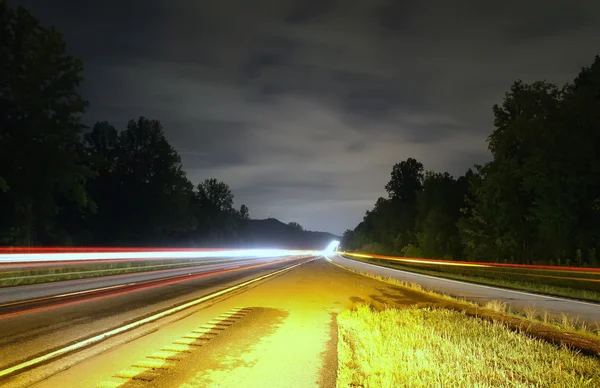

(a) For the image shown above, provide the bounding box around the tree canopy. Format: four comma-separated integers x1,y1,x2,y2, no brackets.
288,222,304,232
0,2,90,245
344,56,600,267
0,2,251,247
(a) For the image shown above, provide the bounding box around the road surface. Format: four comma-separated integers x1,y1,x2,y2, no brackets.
1,257,441,388
329,254,600,325
0,255,312,386
0,256,293,305
7,260,435,388
2,256,599,388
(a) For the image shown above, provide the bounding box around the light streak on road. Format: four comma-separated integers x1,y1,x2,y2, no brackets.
0,248,320,264
0,256,307,319
0,258,312,379
340,252,600,272
323,240,340,254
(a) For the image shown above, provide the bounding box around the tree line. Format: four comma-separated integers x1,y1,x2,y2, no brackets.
343,55,600,267
0,2,248,246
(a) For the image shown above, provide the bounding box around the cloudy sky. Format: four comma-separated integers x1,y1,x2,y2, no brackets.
15,0,600,235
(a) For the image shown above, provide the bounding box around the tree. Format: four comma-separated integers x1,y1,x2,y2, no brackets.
239,204,250,220
82,117,196,245
460,80,579,263
559,56,600,265
197,179,234,214
288,222,304,232
341,229,355,250
196,178,238,241
342,56,600,266
385,158,424,202
0,2,91,245
415,171,466,259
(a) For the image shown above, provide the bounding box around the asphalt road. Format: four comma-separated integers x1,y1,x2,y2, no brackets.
329,254,600,325
0,255,309,379
24,258,437,388
3,257,600,388
0,256,287,305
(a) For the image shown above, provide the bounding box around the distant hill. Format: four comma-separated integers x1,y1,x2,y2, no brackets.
236,218,341,250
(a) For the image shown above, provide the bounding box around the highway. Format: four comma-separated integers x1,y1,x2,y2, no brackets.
329,254,600,325
1,254,599,387
0,254,312,387
0,256,292,306
1,258,436,388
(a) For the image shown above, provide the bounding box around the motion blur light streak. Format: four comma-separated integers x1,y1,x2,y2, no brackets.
0,248,315,264
324,240,340,254
0,247,322,255
0,256,305,319
342,252,600,272
0,259,310,379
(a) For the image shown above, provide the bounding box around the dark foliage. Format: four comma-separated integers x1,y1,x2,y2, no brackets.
344,56,600,266
0,2,329,248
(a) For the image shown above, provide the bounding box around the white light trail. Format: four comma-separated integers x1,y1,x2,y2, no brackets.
322,240,340,255
0,249,318,264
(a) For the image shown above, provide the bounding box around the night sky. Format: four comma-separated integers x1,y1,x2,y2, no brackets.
14,0,600,235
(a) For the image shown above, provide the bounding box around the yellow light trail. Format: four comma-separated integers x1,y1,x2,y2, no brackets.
343,252,490,267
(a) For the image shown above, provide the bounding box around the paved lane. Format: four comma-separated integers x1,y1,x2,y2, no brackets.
0,256,291,304
0,256,309,376
25,259,435,388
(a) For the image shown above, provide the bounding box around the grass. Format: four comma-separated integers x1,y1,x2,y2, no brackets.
0,259,230,287
337,305,600,388
332,263,600,355
343,255,600,303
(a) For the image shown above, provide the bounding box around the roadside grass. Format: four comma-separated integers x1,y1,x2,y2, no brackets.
337,305,600,388
344,255,600,303
334,264,600,356
0,259,228,287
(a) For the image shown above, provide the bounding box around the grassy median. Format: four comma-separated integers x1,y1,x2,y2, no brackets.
337,305,600,388
344,255,600,303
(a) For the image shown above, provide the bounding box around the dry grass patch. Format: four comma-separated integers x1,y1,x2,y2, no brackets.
337,305,600,388
336,265,600,351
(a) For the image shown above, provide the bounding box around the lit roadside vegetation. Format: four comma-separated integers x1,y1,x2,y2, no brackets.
335,265,600,353
0,259,232,287
337,305,600,388
342,254,600,302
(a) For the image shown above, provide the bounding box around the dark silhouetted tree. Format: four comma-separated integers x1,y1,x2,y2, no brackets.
288,222,304,232
415,171,466,259
239,204,250,220
0,2,91,245
196,178,238,242
82,118,196,245
385,158,424,202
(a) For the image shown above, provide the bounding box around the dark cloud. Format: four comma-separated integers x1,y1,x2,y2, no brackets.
376,0,418,32
243,36,298,80
285,0,337,24
166,120,254,169
12,0,600,234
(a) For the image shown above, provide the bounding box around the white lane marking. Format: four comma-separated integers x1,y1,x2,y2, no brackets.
51,284,126,298
0,258,311,379
334,255,600,308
